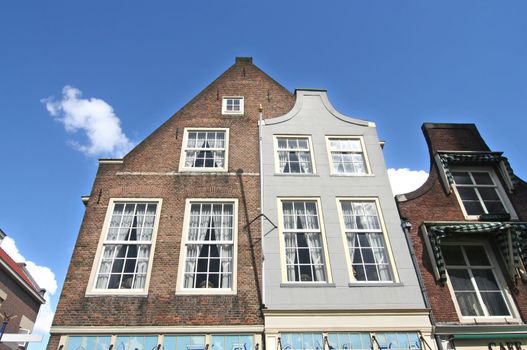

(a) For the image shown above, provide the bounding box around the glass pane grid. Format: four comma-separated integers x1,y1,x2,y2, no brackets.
277,137,313,174
452,171,507,215
184,131,226,169
96,202,157,290
184,202,235,289
329,139,366,175
443,244,511,317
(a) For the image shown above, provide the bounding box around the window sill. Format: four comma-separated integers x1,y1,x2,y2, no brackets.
280,283,336,288
348,282,402,287
85,291,149,297
273,173,319,177
221,113,244,117
329,173,375,177
178,169,228,173
175,289,237,295
458,316,520,324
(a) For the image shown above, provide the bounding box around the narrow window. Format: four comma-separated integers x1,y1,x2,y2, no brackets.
182,130,227,171
276,137,314,174
281,201,327,282
94,202,158,291
442,244,511,317
452,171,508,216
327,138,368,175
340,201,392,282
182,202,235,289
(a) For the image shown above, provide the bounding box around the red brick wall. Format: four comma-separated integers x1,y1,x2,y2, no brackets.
50,58,294,335
398,123,527,324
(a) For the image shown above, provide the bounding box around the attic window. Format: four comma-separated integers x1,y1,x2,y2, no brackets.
222,97,244,115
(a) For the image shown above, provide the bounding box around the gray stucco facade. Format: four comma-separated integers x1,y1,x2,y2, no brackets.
260,89,426,311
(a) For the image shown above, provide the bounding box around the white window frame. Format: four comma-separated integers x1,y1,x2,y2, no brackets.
179,128,229,173
277,197,332,284
451,166,517,220
86,198,163,296
325,136,372,176
442,240,521,323
336,198,399,284
273,135,317,175
176,198,238,295
222,96,244,115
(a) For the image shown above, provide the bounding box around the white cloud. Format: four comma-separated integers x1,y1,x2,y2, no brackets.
1,236,57,335
388,168,429,196
42,86,134,157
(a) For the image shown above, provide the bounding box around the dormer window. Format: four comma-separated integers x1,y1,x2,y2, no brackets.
222,97,244,115
451,168,513,219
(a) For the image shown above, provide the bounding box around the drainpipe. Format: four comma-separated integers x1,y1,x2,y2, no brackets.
259,104,266,307
401,220,444,350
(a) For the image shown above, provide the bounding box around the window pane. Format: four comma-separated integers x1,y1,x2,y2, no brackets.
448,269,474,291
463,201,485,216
442,245,466,266
455,292,484,316
472,172,493,185
472,269,499,290
464,246,490,266
477,187,500,201
484,201,507,214
480,292,510,316
453,172,473,185
458,187,479,200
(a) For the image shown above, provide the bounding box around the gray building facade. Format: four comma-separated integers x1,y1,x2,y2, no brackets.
260,90,434,350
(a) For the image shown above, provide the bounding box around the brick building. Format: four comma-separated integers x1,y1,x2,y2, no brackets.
0,230,46,350
396,123,527,350
48,57,294,350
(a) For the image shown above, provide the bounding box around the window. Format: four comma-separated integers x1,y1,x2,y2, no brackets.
164,336,206,350
373,333,421,350
275,136,315,174
178,200,237,293
66,336,112,350
91,200,161,294
327,333,372,350
281,200,328,282
326,137,369,175
180,129,228,172
442,243,512,317
222,97,244,115
115,336,158,350
452,170,508,217
280,333,323,350
212,335,254,350
339,200,392,282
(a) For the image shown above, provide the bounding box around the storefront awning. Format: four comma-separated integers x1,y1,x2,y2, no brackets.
434,151,517,194
422,222,527,283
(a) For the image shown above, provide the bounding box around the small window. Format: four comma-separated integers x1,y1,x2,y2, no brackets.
91,200,161,293
178,200,237,293
442,243,512,318
281,200,328,282
327,137,369,175
275,136,315,174
222,97,244,115
180,129,228,172
452,170,508,217
339,200,392,282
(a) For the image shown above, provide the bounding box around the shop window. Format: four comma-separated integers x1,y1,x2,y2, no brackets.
114,336,158,350
280,333,324,350
211,335,254,350
66,336,112,350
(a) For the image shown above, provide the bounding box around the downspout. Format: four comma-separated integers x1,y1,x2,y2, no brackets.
259,104,266,306
401,219,443,350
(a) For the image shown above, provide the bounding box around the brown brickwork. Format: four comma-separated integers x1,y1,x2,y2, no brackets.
397,123,527,325
49,58,294,346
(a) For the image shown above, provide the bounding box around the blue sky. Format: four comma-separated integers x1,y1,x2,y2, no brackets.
0,1,526,349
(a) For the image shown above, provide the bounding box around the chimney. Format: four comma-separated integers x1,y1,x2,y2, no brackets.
235,57,253,64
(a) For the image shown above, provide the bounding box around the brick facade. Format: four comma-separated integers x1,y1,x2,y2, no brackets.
397,123,527,325
49,57,294,340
